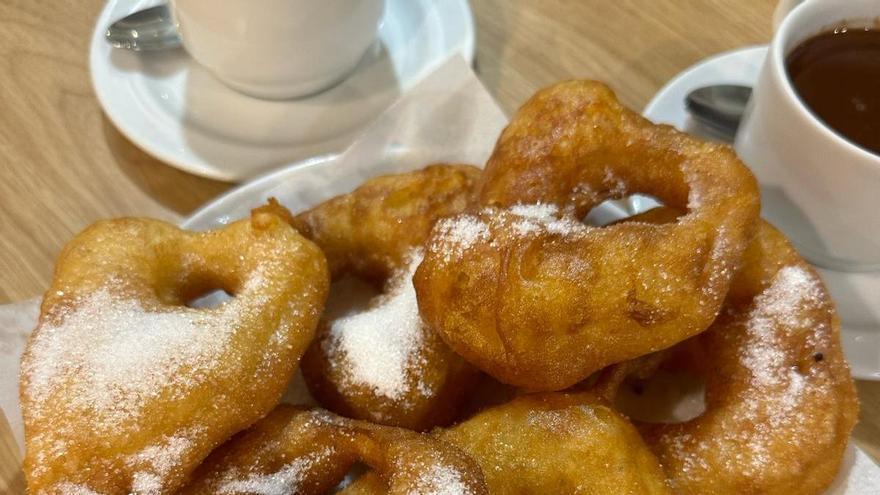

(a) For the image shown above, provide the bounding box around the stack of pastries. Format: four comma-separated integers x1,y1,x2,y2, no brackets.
20,81,858,495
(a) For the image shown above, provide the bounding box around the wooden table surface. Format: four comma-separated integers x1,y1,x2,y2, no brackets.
1,0,878,491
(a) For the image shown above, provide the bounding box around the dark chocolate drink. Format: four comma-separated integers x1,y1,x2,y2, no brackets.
786,27,880,155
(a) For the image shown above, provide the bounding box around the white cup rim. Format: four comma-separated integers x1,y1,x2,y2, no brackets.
771,0,879,163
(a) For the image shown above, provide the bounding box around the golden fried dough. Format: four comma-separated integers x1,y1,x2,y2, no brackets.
292,164,480,283
343,392,671,494
20,203,329,494
599,208,859,495
414,80,760,390
442,393,672,494
180,405,488,494
295,165,482,429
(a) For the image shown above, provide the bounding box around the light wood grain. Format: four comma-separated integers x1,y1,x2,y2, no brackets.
471,0,776,113
0,0,878,491
0,410,24,494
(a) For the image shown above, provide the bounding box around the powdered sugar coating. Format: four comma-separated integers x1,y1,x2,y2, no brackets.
667,266,826,476
701,225,732,305
649,253,856,494
508,202,559,219
602,168,627,198
24,270,273,432
430,215,490,263
430,203,592,264
326,251,428,401
526,409,578,436
506,203,586,237
129,430,200,494
216,448,333,495
20,213,330,495
20,265,301,489
742,266,822,396
409,464,470,495
711,265,823,474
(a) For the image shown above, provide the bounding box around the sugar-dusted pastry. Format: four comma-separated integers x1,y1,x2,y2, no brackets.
20,202,329,494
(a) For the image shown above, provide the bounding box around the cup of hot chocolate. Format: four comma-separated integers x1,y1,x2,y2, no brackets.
734,0,880,271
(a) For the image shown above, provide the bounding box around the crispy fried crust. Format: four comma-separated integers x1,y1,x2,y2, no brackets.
292,164,481,282
20,205,329,494
296,165,482,430
597,208,859,495
180,405,488,495
342,392,671,494
415,81,761,390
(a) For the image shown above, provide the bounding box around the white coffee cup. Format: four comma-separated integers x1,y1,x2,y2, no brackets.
169,0,384,100
734,0,880,272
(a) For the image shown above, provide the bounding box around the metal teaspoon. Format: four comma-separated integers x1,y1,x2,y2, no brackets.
684,85,753,141
104,4,181,51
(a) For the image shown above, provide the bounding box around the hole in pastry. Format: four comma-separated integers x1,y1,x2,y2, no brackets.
173,272,237,308
613,369,706,423
323,275,381,320
186,288,233,309
582,194,668,227
332,462,370,492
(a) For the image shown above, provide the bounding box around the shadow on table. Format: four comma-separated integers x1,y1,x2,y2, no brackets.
101,116,231,216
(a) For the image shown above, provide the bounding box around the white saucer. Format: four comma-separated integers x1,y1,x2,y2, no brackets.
644,45,880,380
90,0,475,182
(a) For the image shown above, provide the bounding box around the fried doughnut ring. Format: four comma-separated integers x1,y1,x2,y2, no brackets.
597,208,859,495
342,392,671,494
294,165,482,429
180,405,488,494
20,203,329,494
414,80,760,390
292,164,481,282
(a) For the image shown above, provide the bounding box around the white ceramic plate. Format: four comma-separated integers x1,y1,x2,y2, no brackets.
90,0,475,181
643,45,880,381
181,151,632,231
